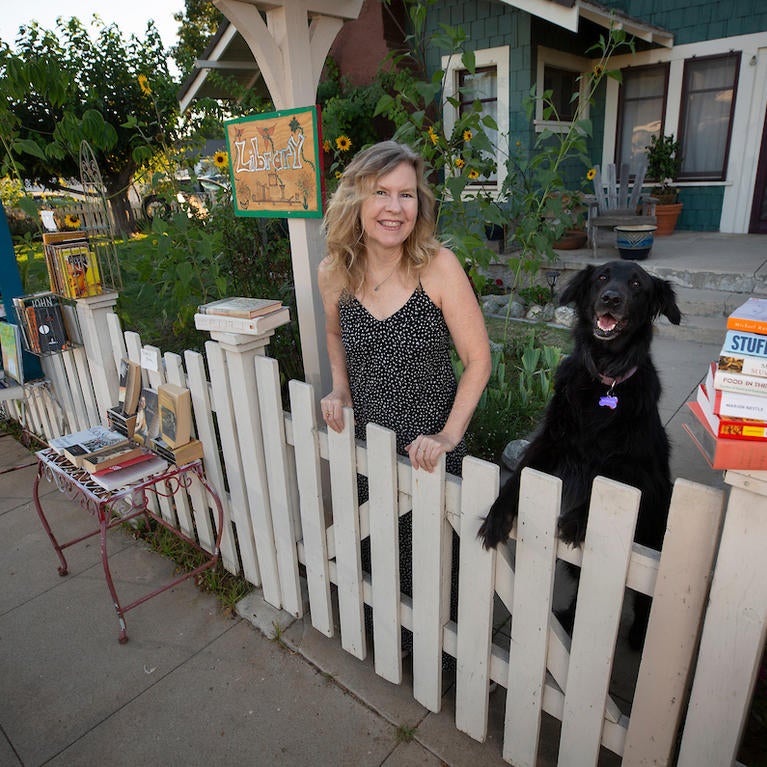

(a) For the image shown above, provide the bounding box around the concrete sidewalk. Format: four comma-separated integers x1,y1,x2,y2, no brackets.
0,322,729,766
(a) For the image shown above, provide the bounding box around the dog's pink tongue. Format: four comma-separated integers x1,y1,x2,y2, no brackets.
598,315,617,331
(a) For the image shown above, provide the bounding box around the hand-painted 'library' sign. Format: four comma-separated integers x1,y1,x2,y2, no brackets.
224,105,324,218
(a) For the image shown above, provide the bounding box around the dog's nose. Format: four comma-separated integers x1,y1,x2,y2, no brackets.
599,289,623,309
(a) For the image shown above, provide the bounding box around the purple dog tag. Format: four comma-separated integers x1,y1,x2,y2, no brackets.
599,394,618,409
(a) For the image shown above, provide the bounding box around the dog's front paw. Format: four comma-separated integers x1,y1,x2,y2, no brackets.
557,510,587,546
478,499,515,550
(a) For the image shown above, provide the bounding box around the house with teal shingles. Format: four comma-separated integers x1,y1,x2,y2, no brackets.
426,0,767,234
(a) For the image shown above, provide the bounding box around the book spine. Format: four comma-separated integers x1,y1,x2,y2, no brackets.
717,354,767,378
713,388,767,420
193,307,290,334
726,317,767,335
713,368,767,396
721,330,767,358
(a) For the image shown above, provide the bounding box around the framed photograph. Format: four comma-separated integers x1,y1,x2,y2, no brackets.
224,105,324,218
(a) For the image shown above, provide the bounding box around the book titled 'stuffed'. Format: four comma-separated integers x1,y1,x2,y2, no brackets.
721,329,767,359
193,306,290,335
726,298,767,334
685,403,767,470
197,297,282,319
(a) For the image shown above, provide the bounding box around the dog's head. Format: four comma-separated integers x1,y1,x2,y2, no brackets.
559,261,681,343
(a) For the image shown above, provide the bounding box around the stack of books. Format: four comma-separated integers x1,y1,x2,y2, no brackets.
42,232,103,299
194,296,289,335
686,297,767,469
12,292,78,355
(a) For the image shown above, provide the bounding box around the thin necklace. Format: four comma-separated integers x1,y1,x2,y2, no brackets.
371,261,400,292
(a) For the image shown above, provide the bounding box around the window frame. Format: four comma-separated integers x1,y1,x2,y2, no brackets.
677,51,741,181
534,47,589,135
614,62,670,171
442,46,509,198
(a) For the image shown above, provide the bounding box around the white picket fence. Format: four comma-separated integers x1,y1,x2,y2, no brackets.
4,303,766,767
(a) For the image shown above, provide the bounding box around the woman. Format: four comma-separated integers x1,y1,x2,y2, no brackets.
318,140,490,474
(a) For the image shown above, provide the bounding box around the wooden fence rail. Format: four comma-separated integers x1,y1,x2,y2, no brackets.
4,306,765,766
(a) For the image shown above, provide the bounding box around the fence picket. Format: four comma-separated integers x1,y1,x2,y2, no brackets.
71,346,99,426
184,350,235,568
255,355,302,617
677,482,767,767
42,354,75,436
162,352,196,539
106,312,127,370
367,423,401,684
288,380,333,637
559,476,640,765
455,456,499,741
222,344,281,608
60,350,89,432
504,468,561,766
623,479,724,766
328,406,366,659
205,340,261,584
411,456,447,712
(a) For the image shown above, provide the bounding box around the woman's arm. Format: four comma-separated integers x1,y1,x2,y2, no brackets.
318,258,352,433
409,248,491,471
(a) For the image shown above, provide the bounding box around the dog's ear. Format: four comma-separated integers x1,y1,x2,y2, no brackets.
559,265,595,308
652,277,682,325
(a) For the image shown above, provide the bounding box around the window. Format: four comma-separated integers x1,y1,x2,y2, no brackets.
458,66,498,182
544,66,579,122
678,53,740,180
534,48,589,134
442,46,509,195
616,64,668,169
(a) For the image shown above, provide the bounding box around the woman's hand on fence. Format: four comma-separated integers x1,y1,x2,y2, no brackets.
321,390,351,433
407,432,455,473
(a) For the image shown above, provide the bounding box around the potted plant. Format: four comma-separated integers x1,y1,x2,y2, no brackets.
646,133,683,235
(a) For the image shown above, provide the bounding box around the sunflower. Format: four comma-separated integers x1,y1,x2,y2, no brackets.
454,157,466,169
335,171,343,179
427,126,439,146
64,214,80,229
213,151,229,170
323,139,330,152
587,168,596,181
138,74,151,95
463,129,473,142
336,135,352,152
468,169,479,180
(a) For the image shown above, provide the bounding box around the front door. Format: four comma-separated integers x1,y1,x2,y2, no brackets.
750,105,767,233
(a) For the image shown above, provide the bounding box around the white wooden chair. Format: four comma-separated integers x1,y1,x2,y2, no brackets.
586,162,657,257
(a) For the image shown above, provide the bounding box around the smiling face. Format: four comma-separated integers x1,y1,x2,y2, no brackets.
360,161,419,255
589,261,655,342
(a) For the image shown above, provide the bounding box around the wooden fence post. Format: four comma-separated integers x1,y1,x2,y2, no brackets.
75,292,119,424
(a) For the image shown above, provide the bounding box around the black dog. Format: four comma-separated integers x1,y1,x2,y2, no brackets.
478,260,681,649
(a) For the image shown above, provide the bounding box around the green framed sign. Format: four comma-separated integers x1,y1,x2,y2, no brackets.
224,105,324,218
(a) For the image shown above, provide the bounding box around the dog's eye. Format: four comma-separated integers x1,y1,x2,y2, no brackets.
630,278,641,289
598,273,608,281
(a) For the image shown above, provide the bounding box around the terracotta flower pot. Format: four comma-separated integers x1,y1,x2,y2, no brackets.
655,203,683,236
552,229,587,250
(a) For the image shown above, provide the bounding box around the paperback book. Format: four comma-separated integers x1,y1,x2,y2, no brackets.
193,306,290,335
89,455,169,491
80,443,146,474
116,357,142,415
718,353,767,379
713,367,767,396
49,425,128,456
726,298,767,335
151,436,204,466
695,384,767,441
721,329,767,358
13,293,71,354
133,388,160,446
157,383,192,449
705,362,767,420
0,321,23,384
197,296,282,319
106,406,137,439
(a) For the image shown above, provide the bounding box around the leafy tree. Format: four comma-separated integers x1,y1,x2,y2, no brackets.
0,17,179,234
171,0,224,81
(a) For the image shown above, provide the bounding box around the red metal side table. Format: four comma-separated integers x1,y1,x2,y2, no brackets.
32,448,224,643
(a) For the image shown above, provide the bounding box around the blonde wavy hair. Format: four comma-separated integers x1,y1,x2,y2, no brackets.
322,140,441,293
